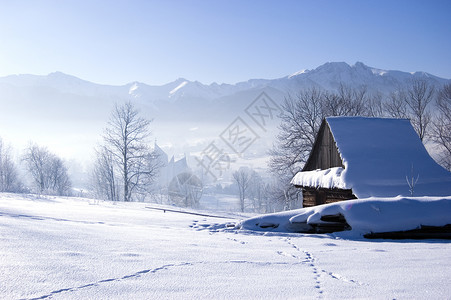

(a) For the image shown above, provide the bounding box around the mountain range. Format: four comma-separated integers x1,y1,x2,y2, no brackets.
0,62,449,179
1,61,448,104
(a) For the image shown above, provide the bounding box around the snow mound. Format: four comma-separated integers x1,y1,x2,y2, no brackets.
238,197,451,238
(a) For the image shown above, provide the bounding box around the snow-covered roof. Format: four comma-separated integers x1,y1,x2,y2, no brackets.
291,117,451,198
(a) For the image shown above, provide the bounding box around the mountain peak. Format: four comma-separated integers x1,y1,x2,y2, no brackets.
174,77,189,84
46,71,95,87
48,71,67,77
316,61,352,72
353,61,370,69
47,71,80,80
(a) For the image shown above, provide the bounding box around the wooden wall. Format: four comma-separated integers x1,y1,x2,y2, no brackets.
303,121,343,171
302,187,356,207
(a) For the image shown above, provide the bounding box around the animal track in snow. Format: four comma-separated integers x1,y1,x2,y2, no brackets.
281,237,325,298
189,219,232,233
227,237,247,244
24,263,192,300
280,236,364,297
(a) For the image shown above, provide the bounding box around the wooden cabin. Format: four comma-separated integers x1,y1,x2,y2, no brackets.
291,117,451,207
293,118,356,207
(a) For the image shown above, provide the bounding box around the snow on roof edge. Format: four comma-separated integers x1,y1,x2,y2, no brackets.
291,167,348,190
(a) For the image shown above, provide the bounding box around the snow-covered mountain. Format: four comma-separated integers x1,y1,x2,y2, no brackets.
2,62,448,105
0,62,449,166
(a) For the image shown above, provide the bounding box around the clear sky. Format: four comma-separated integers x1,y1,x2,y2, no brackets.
0,0,450,85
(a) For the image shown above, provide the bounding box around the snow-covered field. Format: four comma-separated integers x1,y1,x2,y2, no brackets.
1,193,450,299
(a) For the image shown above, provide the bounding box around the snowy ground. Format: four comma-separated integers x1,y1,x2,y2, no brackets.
1,193,450,299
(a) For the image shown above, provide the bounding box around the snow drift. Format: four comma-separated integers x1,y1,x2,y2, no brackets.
239,197,451,238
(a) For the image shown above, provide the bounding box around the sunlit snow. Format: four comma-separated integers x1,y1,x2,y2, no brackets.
1,193,450,299
169,80,188,95
128,82,140,95
288,69,309,78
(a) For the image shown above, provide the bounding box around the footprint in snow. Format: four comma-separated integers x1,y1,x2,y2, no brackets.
227,237,247,244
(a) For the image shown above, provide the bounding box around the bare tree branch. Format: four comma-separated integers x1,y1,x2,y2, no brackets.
404,78,435,141
431,83,451,170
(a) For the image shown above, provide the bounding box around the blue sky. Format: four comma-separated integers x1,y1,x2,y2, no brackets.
0,0,450,85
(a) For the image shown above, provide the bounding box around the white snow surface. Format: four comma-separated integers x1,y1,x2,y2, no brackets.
292,117,451,198
1,193,451,299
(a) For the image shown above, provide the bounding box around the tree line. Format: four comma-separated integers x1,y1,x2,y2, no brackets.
231,166,301,213
0,139,72,196
0,102,161,200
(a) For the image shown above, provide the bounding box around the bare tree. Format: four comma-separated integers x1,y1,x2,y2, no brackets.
384,90,409,119
404,79,435,141
244,171,272,213
323,84,369,117
366,92,385,117
259,182,275,213
100,102,159,202
232,167,254,212
48,156,71,196
269,88,325,177
0,138,22,193
431,83,451,170
23,144,71,195
131,151,162,201
23,144,51,193
348,85,370,116
91,145,118,201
